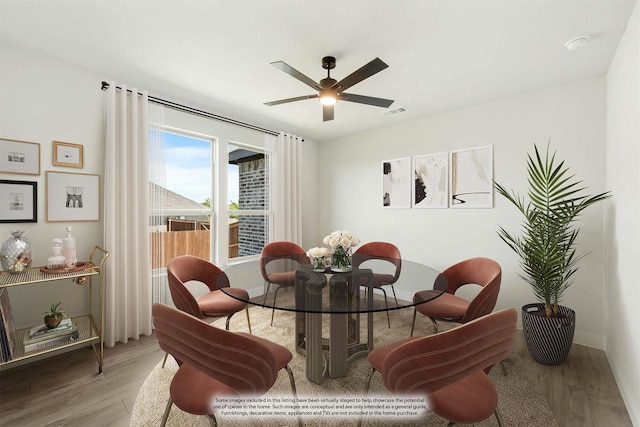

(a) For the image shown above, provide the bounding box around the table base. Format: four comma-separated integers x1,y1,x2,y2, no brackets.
295,269,374,384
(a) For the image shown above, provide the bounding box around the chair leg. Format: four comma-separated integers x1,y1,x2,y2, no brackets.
357,367,377,427
245,306,252,334
262,282,272,304
160,397,173,427
410,308,417,337
284,365,302,427
225,313,234,330
271,286,282,326
226,310,252,334
161,391,217,427
381,284,399,327
410,311,440,337
379,288,391,328
206,414,218,427
161,352,169,368
494,407,505,427
390,284,399,307
429,316,439,333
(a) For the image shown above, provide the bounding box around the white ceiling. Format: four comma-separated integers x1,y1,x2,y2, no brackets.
1,0,636,142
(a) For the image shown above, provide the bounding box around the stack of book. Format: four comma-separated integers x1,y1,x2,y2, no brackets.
23,318,79,353
0,288,16,362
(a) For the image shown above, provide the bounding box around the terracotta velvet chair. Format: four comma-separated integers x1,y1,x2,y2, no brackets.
167,255,252,333
410,257,501,336
260,241,310,325
358,308,517,427
153,303,301,427
352,242,401,327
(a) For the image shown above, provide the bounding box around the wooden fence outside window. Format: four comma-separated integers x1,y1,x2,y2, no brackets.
150,220,239,269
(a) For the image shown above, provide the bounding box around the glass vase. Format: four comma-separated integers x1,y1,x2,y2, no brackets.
311,256,326,272
331,246,352,272
0,231,33,273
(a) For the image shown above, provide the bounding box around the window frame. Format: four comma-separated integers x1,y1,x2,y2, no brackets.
225,140,272,265
149,125,216,266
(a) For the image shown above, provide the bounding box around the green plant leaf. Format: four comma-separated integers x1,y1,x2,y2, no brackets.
494,142,610,313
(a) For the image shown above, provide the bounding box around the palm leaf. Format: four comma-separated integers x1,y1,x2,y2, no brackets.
494,142,610,314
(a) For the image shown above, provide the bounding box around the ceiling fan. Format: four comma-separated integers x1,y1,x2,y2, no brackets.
264,56,394,122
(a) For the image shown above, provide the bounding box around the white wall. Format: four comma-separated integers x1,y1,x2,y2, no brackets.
0,44,322,327
606,1,640,424
0,45,106,328
318,77,609,349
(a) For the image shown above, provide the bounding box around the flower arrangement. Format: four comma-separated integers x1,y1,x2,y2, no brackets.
306,246,331,271
323,230,359,271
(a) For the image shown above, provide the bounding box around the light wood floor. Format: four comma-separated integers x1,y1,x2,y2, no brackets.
0,321,633,427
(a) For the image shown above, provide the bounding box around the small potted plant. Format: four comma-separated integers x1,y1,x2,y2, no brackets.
44,301,66,329
494,143,610,364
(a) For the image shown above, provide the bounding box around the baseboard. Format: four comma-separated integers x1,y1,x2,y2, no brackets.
572,329,604,350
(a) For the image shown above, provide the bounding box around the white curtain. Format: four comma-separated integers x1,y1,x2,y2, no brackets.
148,105,167,305
103,82,153,346
266,132,303,243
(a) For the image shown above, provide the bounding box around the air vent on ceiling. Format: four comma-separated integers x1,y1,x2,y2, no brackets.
381,106,408,117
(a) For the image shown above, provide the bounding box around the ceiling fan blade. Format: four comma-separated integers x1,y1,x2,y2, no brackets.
339,93,394,108
271,61,322,91
264,94,318,106
333,57,389,92
323,104,334,122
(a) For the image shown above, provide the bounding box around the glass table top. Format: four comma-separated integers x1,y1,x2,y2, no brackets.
220,258,445,314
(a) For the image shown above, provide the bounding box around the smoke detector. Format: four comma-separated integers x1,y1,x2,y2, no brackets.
564,35,590,51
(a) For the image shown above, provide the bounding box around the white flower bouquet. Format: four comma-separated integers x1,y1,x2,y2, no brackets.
306,246,331,271
322,230,359,271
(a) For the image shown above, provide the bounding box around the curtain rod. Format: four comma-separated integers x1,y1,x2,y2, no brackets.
101,81,279,136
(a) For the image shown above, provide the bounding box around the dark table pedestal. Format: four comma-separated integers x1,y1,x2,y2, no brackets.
295,268,373,384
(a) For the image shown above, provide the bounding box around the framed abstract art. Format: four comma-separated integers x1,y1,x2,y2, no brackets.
382,157,411,209
413,152,448,208
449,145,494,208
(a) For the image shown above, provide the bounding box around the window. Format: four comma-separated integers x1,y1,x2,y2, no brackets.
149,129,213,270
147,109,273,306
228,143,270,258
149,128,271,269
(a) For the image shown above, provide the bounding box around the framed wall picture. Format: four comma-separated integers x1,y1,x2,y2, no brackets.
0,180,37,223
46,171,100,222
53,141,83,168
0,138,41,175
450,145,494,208
413,152,448,208
382,157,411,208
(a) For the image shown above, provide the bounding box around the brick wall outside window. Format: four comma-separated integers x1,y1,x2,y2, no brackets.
237,157,267,256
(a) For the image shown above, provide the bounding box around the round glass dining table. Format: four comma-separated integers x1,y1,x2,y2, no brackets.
220,258,445,384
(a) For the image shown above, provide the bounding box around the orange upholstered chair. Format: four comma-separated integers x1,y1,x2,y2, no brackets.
153,304,301,427
358,308,517,427
352,242,401,327
167,255,251,333
410,257,501,336
260,241,310,325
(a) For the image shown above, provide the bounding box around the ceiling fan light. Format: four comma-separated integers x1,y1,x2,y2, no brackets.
319,90,337,106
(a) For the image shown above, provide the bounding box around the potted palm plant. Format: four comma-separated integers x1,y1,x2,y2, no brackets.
494,143,610,364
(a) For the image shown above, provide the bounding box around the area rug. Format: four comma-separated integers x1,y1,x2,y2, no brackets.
130,303,558,427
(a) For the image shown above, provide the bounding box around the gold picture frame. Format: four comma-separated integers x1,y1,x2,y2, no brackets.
53,141,83,168
0,138,41,175
46,171,100,222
